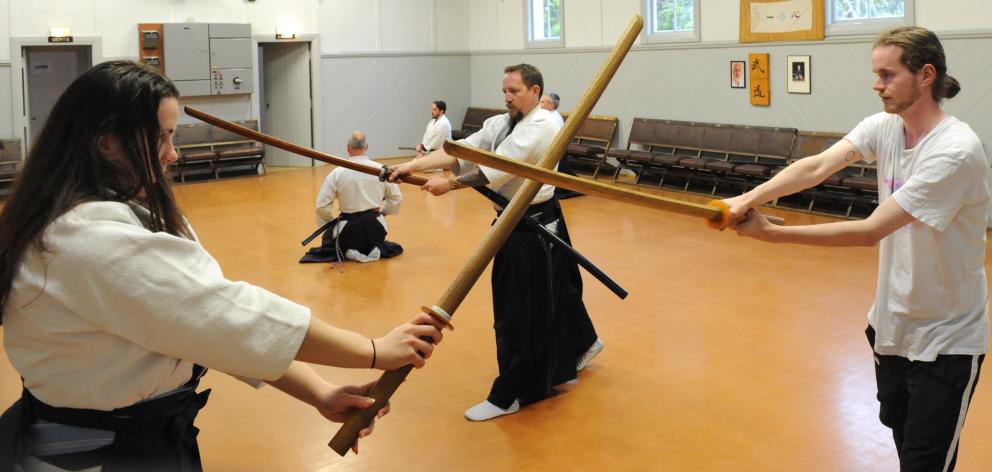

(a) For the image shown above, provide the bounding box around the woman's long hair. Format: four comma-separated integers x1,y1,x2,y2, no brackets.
0,60,190,324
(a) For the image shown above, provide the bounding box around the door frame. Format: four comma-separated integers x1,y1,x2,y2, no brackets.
252,34,321,165
10,37,102,154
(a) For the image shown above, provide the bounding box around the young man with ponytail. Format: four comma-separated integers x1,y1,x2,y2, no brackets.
715,27,989,470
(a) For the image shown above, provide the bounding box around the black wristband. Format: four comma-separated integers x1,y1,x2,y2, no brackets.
370,338,377,369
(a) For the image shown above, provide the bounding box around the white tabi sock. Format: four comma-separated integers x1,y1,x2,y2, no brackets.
464,399,519,422
577,338,604,371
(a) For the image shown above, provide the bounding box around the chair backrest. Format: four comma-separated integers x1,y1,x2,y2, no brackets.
651,120,680,147
627,118,655,147
572,114,618,145
462,107,505,131
756,126,798,158
211,120,258,145
175,123,213,148
699,123,734,152
673,122,705,149
0,139,23,163
792,131,845,159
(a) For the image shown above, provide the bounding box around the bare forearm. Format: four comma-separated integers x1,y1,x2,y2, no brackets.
408,148,458,172
759,220,881,247
742,159,828,207
295,317,375,369
269,361,331,407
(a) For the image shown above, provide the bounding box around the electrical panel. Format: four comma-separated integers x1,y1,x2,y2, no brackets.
151,23,254,97
138,23,164,71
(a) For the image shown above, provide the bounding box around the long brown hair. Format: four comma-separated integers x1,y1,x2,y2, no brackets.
874,26,960,102
0,60,190,324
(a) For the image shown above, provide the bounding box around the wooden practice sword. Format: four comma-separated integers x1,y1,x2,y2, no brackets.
443,140,785,227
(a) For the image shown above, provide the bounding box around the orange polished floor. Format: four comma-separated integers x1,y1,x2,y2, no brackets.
2,166,991,471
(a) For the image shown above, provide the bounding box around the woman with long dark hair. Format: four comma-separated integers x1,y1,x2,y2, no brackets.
0,61,443,470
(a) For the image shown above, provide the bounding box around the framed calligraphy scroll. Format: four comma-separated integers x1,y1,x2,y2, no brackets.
749,53,770,106
740,0,824,43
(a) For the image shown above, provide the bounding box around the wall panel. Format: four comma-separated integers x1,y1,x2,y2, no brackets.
320,54,470,159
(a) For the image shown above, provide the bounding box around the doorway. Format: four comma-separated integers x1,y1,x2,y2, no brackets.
23,45,92,145
258,41,314,167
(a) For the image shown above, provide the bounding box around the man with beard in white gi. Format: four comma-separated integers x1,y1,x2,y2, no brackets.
416,100,452,159
302,131,403,263
388,63,604,421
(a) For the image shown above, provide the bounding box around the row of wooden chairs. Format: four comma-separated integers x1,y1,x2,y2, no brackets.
603,118,877,217
171,120,266,182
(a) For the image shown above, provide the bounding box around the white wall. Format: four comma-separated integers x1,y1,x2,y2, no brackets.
0,67,12,137
917,0,992,32
319,0,468,54
0,0,11,61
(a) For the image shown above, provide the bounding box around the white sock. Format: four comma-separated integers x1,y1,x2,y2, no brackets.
344,249,370,263
367,247,381,261
464,399,519,421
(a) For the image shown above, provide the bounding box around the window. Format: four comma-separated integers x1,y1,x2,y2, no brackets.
526,0,563,48
644,0,699,44
828,0,913,36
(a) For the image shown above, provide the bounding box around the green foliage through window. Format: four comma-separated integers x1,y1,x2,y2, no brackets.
653,0,694,33
531,0,561,41
832,0,904,21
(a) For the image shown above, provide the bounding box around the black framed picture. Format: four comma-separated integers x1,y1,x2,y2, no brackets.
787,55,811,94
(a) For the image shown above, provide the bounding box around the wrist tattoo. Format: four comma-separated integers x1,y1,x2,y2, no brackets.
454,169,490,189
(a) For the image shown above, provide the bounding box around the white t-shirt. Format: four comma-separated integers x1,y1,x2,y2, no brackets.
550,110,564,127
458,106,559,203
421,115,452,152
315,155,403,227
3,201,311,410
845,112,990,361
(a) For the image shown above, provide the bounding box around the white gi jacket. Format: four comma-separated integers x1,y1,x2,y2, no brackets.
3,201,311,410
420,115,452,152
315,155,403,227
457,106,559,203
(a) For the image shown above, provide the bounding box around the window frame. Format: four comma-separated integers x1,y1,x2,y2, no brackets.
642,0,700,44
826,0,915,36
525,0,565,49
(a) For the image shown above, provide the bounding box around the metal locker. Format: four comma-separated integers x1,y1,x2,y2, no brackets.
162,24,209,81
210,38,252,69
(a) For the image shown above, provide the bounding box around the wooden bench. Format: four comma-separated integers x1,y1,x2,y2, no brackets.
1,139,23,196
614,119,795,195
451,107,505,140
561,113,619,178
210,121,265,178
174,120,265,182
